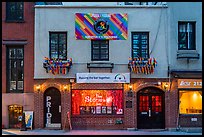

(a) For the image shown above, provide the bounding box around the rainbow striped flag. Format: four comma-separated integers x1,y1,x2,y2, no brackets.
75,13,128,40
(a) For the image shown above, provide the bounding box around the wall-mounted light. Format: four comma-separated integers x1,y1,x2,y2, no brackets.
162,82,170,91
70,79,75,83
63,85,68,91
164,83,169,89
36,85,41,92
127,84,133,97
129,84,132,90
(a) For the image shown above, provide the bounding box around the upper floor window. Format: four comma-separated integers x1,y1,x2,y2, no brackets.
49,32,67,60
132,32,149,59
7,47,24,93
178,22,196,50
91,40,109,61
6,2,24,21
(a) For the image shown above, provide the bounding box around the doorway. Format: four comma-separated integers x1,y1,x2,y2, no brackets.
8,104,23,128
44,87,61,128
137,87,165,129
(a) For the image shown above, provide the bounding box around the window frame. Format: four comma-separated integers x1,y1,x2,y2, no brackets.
131,32,149,59
91,40,109,61
49,32,67,60
6,46,24,93
178,21,196,50
6,2,24,22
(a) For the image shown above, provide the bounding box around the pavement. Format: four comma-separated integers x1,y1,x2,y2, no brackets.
2,128,202,135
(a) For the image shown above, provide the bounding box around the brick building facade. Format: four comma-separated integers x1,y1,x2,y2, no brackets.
2,2,201,130
2,2,35,129
33,3,201,130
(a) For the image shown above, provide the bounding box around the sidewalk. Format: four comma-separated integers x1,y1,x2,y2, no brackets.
2,129,202,135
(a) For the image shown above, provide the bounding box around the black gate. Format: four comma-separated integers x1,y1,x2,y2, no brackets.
44,87,61,128
137,87,165,129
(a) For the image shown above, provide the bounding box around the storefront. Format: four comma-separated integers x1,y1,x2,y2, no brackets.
177,79,202,127
34,6,174,130
71,73,129,129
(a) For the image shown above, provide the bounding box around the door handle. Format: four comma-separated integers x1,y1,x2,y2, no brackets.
149,108,151,117
59,105,61,113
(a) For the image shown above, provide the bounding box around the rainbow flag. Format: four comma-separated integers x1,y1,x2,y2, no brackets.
75,13,128,40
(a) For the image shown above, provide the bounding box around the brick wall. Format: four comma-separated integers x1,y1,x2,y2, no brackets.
33,78,181,130
179,115,202,127
2,2,35,128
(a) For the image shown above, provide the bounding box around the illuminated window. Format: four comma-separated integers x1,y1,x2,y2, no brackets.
179,90,202,114
8,104,23,128
72,90,123,115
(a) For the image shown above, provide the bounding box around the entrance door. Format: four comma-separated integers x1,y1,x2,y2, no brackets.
44,87,61,128
8,105,23,128
137,87,165,129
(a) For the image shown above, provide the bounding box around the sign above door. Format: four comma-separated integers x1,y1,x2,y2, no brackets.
76,73,130,83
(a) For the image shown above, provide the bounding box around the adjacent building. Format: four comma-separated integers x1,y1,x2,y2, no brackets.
2,2,35,129
2,2,63,129
168,2,202,128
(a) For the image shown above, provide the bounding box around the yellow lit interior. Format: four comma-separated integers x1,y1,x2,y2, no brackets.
179,90,202,114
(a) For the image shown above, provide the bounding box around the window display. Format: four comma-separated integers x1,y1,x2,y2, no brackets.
179,90,202,114
72,90,123,115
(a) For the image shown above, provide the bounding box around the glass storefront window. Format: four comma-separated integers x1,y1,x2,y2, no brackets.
179,90,202,114
72,90,123,115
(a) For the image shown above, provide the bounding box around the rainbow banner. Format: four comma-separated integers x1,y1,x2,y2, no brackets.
75,13,128,40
